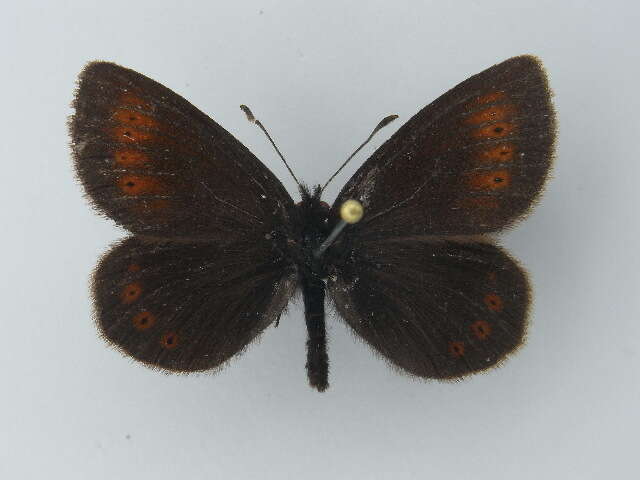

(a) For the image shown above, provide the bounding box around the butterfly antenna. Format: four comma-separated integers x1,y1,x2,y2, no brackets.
320,114,398,193
240,105,301,188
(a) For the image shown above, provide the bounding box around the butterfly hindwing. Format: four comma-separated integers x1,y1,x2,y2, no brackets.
331,55,555,238
93,237,296,372
70,61,294,241
327,240,529,379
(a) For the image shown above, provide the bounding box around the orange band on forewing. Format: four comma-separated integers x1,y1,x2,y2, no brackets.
465,104,515,125
476,144,515,163
113,109,160,129
114,150,151,167
120,92,150,108
474,91,506,105
467,170,511,190
112,126,155,143
118,175,165,195
473,122,516,139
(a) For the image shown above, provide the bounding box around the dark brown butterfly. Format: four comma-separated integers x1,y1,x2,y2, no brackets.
70,55,555,391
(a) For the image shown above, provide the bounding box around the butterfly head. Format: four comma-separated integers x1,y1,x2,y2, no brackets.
296,184,330,216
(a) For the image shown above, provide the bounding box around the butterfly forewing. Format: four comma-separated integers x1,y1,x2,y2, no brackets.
93,237,296,372
328,241,529,379
71,62,294,241
331,55,555,238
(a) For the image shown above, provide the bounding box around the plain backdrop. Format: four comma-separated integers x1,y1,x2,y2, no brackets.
2,1,639,479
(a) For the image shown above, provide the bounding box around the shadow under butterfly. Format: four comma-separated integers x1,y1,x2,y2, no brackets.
70,55,555,392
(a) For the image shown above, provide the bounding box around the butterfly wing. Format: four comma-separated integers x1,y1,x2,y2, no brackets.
72,63,299,371
331,55,555,237
327,240,529,379
325,55,554,379
70,61,294,241
93,237,296,372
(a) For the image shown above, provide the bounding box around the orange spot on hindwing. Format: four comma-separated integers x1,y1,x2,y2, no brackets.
160,332,179,349
118,175,165,195
132,311,156,331
448,341,465,358
127,264,141,273
471,320,492,340
121,283,142,304
467,170,511,191
484,294,504,312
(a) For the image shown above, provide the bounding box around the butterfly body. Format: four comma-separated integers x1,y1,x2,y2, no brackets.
283,185,336,391
71,55,555,391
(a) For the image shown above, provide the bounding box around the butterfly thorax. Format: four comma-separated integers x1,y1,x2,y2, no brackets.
293,185,331,280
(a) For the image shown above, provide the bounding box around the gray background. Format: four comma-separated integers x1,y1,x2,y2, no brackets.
2,1,638,478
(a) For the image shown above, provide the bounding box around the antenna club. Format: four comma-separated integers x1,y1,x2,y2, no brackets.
340,199,364,224
239,104,256,123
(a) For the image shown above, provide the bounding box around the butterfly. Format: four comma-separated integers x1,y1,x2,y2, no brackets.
70,55,555,391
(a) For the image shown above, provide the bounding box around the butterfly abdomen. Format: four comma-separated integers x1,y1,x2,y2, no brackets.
301,275,329,391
